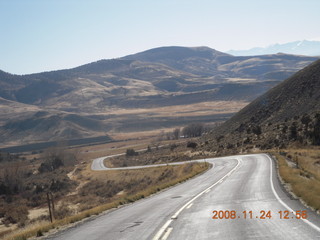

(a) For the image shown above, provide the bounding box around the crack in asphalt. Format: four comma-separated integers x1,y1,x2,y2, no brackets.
120,221,144,233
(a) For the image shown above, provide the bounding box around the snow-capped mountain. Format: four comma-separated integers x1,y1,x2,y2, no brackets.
228,40,320,56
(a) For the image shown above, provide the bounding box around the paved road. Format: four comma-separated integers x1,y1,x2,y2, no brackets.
91,152,204,171
47,154,320,240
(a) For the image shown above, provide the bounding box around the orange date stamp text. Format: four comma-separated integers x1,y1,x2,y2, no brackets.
212,210,308,220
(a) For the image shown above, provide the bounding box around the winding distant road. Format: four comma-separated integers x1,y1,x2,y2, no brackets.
90,152,203,171
47,154,320,240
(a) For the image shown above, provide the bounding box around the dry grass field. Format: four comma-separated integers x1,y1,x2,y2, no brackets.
4,163,209,240
106,100,248,117
0,136,209,240
271,148,320,212
0,99,247,147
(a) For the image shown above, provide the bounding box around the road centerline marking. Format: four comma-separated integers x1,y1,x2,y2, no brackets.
161,227,173,240
152,220,172,240
153,158,241,240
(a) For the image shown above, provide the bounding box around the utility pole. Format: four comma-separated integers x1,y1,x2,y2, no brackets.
47,192,55,223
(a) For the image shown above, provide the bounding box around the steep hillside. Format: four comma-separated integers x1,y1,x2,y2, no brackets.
203,59,320,151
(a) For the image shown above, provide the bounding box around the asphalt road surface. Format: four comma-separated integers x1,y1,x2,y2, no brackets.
47,154,320,240
91,152,202,171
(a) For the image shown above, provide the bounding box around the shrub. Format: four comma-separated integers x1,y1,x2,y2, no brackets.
1,203,29,226
289,122,298,140
252,125,262,135
187,141,197,149
146,145,152,153
0,162,24,195
216,135,224,142
173,128,180,139
36,230,43,237
126,149,138,157
182,123,204,137
38,147,77,173
170,144,178,151
54,203,74,220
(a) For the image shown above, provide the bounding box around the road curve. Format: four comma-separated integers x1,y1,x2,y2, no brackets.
91,153,206,171
47,154,320,240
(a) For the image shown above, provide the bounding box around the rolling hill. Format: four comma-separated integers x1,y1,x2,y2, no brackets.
0,46,318,146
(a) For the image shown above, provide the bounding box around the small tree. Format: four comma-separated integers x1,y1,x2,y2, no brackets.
0,161,24,195
289,122,298,140
187,141,197,149
126,148,138,157
170,144,178,151
146,145,152,153
182,123,204,138
166,132,173,140
252,125,262,135
173,128,180,140
38,147,77,173
311,113,320,145
301,114,312,126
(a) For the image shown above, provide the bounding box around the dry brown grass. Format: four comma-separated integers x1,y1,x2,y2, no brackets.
108,129,168,141
77,135,187,162
75,162,209,210
272,148,320,211
105,101,248,118
75,139,157,161
103,142,206,168
3,162,209,240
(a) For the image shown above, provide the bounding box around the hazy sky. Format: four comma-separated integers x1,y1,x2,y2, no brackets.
1,0,320,74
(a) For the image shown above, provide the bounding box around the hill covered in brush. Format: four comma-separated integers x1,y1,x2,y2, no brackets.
203,59,320,152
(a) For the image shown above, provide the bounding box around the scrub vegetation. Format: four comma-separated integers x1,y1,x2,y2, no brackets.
0,140,209,240
273,149,320,212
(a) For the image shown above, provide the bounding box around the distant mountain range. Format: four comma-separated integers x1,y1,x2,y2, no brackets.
204,59,320,151
0,46,318,146
228,40,320,56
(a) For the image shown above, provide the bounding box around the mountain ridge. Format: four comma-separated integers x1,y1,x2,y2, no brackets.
228,40,320,56
0,46,318,145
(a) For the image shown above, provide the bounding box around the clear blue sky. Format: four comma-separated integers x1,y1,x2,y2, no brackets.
1,0,320,74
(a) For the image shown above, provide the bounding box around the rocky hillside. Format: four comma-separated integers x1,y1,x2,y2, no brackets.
203,59,320,152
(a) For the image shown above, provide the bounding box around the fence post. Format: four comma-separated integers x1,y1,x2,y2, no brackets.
47,192,55,222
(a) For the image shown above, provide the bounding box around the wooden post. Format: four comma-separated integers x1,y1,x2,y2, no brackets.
47,192,53,223
50,192,55,213
47,192,55,222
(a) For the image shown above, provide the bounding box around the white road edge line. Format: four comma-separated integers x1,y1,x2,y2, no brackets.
186,203,193,209
153,158,241,240
92,145,171,170
161,227,173,240
268,154,320,232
